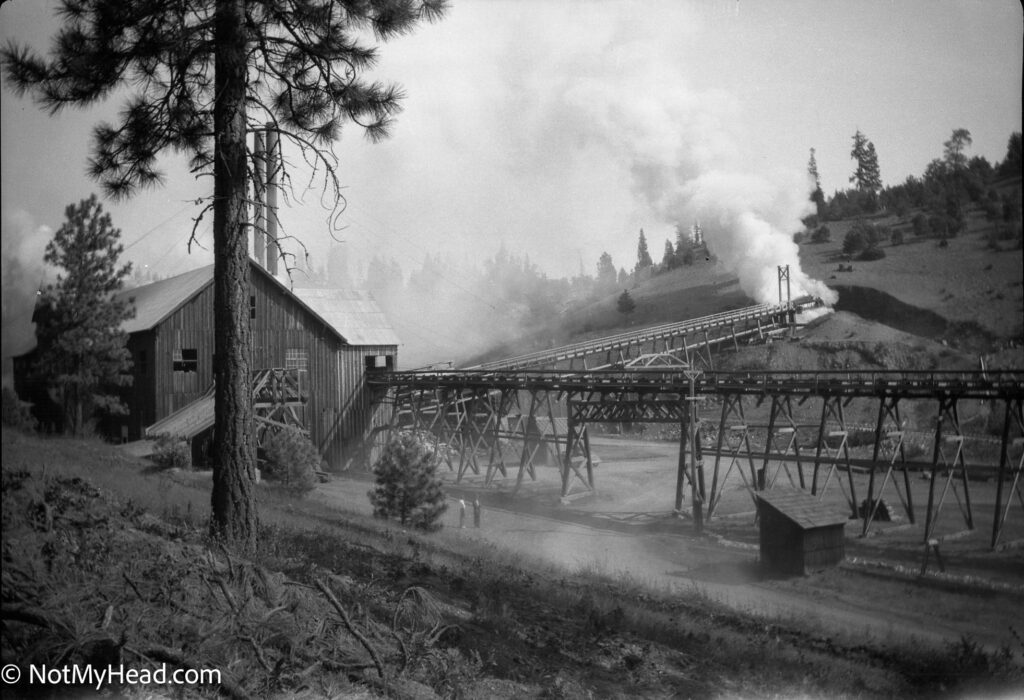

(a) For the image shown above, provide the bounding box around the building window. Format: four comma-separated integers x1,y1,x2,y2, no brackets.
250,295,256,320
138,350,148,377
285,348,309,371
285,348,308,397
365,354,393,372
173,348,198,372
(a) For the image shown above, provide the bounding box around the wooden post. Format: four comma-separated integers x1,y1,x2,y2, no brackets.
675,417,688,513
992,400,1013,548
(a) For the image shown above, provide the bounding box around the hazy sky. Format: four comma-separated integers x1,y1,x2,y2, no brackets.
2,1,1021,318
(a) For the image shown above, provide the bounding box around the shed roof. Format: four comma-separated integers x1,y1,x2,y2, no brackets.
291,287,400,347
756,488,849,529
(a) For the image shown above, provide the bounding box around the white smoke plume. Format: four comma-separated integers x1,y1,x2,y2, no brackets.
1,210,51,384
520,9,838,305
334,2,839,314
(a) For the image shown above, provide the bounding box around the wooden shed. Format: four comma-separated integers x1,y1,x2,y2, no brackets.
755,488,848,576
15,260,399,470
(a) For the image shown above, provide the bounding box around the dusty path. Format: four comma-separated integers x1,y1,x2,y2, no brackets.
315,436,1024,654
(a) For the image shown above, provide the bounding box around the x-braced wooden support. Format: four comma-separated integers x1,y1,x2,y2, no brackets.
707,394,758,518
455,389,493,481
811,396,858,518
513,390,561,492
760,394,807,491
923,396,974,543
561,401,595,498
862,395,915,535
991,398,1024,548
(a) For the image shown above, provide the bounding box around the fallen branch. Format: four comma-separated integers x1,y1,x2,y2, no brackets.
1,602,64,631
125,644,250,700
314,578,386,680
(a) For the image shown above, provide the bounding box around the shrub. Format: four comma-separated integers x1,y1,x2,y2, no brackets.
890,228,904,246
151,434,191,470
616,289,636,315
842,228,867,255
2,386,37,432
263,426,319,493
912,212,929,237
810,225,831,244
369,431,448,531
858,246,886,261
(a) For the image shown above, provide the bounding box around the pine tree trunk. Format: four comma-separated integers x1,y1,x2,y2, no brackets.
209,0,257,551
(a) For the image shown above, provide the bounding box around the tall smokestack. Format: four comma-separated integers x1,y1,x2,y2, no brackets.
266,124,280,277
253,130,266,268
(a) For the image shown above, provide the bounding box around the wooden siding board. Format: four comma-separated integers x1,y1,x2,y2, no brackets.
757,495,846,576
112,264,398,470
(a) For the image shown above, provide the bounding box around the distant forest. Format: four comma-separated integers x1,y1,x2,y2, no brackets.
803,129,1022,245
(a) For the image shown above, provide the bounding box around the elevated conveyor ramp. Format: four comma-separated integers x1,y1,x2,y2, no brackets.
145,386,215,439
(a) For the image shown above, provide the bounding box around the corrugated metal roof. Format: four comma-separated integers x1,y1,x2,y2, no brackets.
118,265,214,334
116,262,398,347
292,287,400,347
756,488,849,529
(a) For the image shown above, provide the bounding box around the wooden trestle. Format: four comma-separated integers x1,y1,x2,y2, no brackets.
369,369,1024,549
468,302,805,372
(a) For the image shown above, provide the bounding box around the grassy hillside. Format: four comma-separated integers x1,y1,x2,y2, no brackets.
467,203,1023,368
799,209,1023,343
465,256,751,366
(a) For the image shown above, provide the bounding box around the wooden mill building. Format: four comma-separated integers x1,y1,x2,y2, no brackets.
16,260,399,470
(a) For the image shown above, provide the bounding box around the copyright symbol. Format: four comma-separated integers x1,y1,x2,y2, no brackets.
1,664,21,684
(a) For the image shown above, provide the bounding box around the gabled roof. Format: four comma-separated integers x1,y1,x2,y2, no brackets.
119,265,214,335
291,287,400,347
116,260,398,348
756,488,849,529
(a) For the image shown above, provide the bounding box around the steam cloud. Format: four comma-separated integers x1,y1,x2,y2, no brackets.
521,9,838,305
1,210,51,384
339,2,836,312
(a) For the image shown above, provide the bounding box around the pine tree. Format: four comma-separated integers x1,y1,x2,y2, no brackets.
850,130,882,195
596,251,617,290
661,238,678,271
34,195,134,436
943,129,973,172
3,0,447,550
809,148,826,218
369,432,448,531
808,147,821,191
635,229,654,274
997,132,1022,179
617,288,636,315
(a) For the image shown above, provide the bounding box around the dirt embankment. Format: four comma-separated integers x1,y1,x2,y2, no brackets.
830,285,951,339
4,431,1024,699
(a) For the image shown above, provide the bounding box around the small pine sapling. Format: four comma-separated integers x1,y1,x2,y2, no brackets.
369,432,448,531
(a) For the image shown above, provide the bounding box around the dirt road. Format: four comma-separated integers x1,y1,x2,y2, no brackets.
316,436,1024,655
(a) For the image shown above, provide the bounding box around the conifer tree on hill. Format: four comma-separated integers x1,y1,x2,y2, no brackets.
2,0,447,551
850,129,882,209
617,288,636,315
34,194,134,437
635,228,654,274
